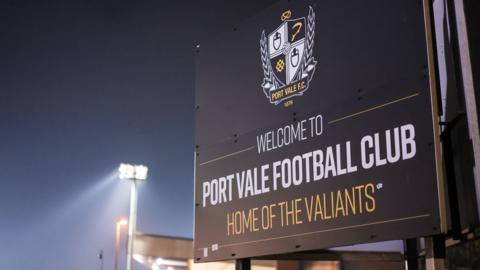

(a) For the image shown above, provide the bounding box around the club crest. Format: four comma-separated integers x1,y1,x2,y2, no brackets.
260,6,317,106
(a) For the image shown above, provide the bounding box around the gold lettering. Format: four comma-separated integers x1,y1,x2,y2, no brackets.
234,211,242,234
261,205,269,230
242,209,252,233
278,201,286,227
269,203,276,229
286,200,295,225
315,194,324,220
345,188,356,215
335,190,345,217
252,207,259,231
323,193,331,219
304,196,314,222
330,191,335,218
227,212,234,236
365,183,376,212
226,182,377,237
355,185,364,213
284,100,294,107
295,198,303,224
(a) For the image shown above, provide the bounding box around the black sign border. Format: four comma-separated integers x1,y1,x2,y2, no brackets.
193,0,448,262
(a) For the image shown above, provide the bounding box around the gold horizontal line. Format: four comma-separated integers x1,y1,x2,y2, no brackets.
199,146,255,166
328,92,420,124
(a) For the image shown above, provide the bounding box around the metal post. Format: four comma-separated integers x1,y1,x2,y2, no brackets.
98,250,104,270
425,235,447,270
453,0,480,216
404,238,418,270
126,181,138,270
235,258,251,270
441,119,463,238
115,222,121,270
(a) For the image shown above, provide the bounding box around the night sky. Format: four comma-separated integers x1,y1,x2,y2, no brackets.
0,1,276,269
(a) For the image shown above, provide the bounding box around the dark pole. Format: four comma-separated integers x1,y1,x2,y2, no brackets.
98,250,104,270
235,258,251,270
425,235,446,270
404,238,418,270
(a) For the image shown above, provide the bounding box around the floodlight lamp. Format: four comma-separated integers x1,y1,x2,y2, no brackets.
134,165,148,180
119,163,135,179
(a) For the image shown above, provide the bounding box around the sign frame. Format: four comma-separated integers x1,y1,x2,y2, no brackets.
193,0,448,262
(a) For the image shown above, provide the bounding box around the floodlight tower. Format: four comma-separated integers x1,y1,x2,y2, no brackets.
114,218,128,270
118,163,148,270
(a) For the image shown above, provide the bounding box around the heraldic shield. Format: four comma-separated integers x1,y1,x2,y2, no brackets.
268,18,306,86
260,6,317,105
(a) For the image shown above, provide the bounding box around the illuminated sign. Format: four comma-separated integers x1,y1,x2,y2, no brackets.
194,0,445,262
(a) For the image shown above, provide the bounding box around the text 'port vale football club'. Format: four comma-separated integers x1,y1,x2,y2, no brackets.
202,123,416,208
